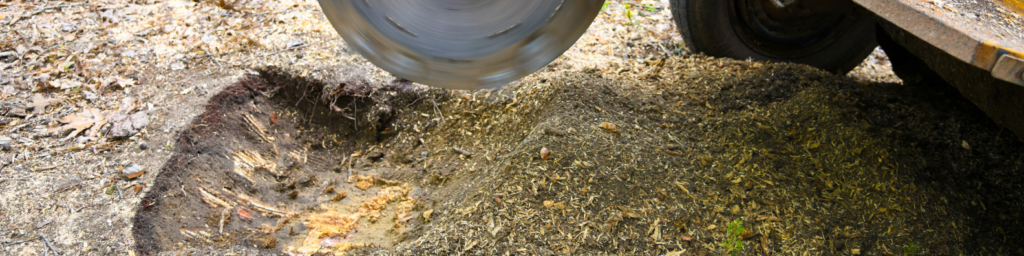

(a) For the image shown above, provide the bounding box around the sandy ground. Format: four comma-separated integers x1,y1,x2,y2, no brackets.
1,0,359,254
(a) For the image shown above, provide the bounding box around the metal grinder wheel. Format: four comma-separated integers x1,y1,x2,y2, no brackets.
318,0,605,89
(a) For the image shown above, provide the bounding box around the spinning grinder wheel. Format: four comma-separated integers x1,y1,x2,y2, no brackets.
318,0,605,89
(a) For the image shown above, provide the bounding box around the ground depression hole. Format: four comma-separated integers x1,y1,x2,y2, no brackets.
132,68,432,255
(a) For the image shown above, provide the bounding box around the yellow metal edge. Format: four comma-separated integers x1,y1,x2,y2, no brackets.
995,0,1024,14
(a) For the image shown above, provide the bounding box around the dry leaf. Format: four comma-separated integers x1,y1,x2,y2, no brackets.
98,76,136,91
98,77,116,91
123,169,146,179
741,230,755,240
113,76,135,88
49,78,83,90
27,94,62,114
214,0,235,10
121,164,147,179
46,108,105,140
7,11,23,26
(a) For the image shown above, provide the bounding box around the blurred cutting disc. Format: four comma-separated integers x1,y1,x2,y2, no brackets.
318,0,605,89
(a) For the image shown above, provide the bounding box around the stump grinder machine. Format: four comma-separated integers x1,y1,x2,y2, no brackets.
317,0,1024,139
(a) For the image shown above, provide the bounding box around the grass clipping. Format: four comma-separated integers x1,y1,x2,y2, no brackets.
290,183,414,255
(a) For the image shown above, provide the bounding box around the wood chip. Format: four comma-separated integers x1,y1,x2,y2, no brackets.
237,206,253,220
32,165,58,172
331,191,348,201
231,150,279,179
219,208,230,234
254,204,291,217
269,213,295,233
599,122,621,133
197,187,232,208
243,113,274,142
452,147,473,157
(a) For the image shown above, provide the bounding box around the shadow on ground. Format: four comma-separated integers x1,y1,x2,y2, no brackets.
134,58,1023,255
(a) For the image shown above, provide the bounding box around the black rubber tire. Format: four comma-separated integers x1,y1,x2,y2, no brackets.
669,0,878,74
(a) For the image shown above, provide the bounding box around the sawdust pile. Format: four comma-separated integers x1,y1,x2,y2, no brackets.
292,183,414,255
350,174,376,190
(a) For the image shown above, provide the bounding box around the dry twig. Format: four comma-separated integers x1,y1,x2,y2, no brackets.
39,235,60,255
259,44,308,57
31,3,87,11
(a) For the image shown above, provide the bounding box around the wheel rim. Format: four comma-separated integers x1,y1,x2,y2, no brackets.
728,0,857,59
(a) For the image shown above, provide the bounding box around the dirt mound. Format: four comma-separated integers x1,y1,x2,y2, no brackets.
134,55,1024,255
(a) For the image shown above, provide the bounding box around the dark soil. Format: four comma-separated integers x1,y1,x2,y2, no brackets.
132,68,437,254
133,54,1024,255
